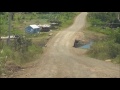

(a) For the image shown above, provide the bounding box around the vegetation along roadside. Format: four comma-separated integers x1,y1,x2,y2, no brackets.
0,12,79,76
85,12,120,64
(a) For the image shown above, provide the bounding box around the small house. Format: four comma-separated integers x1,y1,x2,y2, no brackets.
50,23,59,29
38,24,51,32
25,25,41,34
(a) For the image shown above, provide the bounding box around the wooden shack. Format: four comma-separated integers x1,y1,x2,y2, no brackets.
38,24,51,32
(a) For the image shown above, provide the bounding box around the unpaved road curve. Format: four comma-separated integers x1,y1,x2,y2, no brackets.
11,12,120,78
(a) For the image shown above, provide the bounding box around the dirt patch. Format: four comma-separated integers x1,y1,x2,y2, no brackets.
5,61,23,73
0,61,24,78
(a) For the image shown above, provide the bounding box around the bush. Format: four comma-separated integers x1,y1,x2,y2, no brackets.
113,55,120,64
88,40,120,60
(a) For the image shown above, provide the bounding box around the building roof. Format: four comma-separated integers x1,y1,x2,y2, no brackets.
38,24,51,28
42,24,51,28
1,35,16,39
30,25,40,29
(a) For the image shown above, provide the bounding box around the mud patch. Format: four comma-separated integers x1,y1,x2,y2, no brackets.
5,61,23,73
73,39,92,48
73,31,91,48
81,41,93,49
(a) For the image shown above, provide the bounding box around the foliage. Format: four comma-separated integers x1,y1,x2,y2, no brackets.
0,12,79,35
87,12,120,28
87,12,120,64
88,40,120,59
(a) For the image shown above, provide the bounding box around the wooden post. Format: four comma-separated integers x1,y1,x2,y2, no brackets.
118,13,120,22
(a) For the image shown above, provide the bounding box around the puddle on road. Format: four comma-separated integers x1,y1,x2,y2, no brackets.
73,40,93,49
80,41,93,49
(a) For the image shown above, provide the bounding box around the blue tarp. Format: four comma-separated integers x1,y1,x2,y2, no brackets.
25,25,40,34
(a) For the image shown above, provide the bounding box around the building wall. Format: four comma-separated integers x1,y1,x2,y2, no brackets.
41,27,50,32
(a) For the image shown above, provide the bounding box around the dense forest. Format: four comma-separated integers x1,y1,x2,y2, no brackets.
0,12,79,75
87,12,120,63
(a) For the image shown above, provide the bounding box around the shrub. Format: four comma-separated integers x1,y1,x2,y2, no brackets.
88,40,120,60
113,55,120,64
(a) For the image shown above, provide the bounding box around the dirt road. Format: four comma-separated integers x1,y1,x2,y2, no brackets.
11,12,120,78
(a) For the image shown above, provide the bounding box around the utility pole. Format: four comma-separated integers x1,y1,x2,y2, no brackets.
0,14,1,38
118,12,120,22
0,14,2,46
8,12,12,45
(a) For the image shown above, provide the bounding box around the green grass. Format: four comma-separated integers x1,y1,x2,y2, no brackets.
85,25,120,64
87,39,120,63
112,55,120,64
85,12,120,64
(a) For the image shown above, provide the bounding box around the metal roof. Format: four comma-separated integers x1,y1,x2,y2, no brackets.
30,25,40,29
38,24,51,28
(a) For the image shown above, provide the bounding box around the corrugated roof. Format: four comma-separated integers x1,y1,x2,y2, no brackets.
30,25,39,29
38,24,51,28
